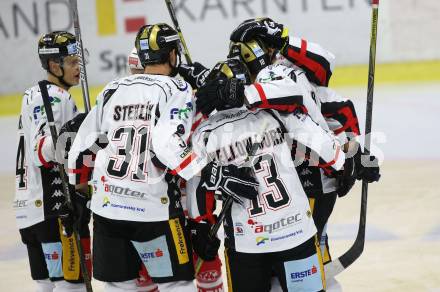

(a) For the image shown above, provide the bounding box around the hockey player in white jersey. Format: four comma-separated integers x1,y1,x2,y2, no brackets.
187,60,346,291
229,18,381,290
14,31,91,292
67,23,215,292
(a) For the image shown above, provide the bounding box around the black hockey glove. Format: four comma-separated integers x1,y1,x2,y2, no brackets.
336,156,357,198
188,220,220,261
178,62,210,89
200,162,259,205
59,189,91,237
230,18,289,50
195,77,245,116
356,152,381,183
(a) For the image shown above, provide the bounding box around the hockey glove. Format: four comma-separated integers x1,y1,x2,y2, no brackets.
195,77,245,116
230,18,289,50
200,162,259,205
59,189,91,237
178,62,210,89
336,156,357,198
188,220,220,261
356,152,381,183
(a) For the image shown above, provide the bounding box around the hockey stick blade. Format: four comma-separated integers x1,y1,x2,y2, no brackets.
38,81,93,292
325,0,379,279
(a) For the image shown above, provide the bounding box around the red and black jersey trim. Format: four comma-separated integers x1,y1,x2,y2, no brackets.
282,39,332,87
321,100,360,136
251,83,308,114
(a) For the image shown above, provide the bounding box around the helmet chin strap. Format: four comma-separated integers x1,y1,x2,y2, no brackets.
169,50,181,77
48,59,74,90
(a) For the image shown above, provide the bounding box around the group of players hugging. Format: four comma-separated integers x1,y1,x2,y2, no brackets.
14,17,380,292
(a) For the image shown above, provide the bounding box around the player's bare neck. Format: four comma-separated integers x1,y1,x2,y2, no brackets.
144,63,172,76
47,73,68,91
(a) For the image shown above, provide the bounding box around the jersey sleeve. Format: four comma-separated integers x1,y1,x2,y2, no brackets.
151,87,207,181
316,86,360,144
277,111,345,173
279,37,335,87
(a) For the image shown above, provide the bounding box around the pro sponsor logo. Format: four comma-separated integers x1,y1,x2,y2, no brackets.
248,213,302,234
170,102,193,120
33,96,61,120
169,218,190,264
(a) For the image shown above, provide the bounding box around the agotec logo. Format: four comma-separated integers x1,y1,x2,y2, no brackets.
95,0,147,36
247,213,302,234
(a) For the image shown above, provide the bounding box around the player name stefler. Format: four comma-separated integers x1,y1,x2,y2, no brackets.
113,102,154,121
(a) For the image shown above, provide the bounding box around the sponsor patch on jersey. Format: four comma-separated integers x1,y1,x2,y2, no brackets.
41,242,63,278
234,222,244,236
256,236,269,246
248,213,302,234
284,254,323,291
169,218,189,264
170,102,193,120
35,199,42,207
132,236,173,278
13,199,27,208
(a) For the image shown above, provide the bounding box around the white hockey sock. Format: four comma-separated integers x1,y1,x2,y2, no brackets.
53,280,86,292
35,279,55,292
270,277,283,292
157,280,196,292
104,280,138,292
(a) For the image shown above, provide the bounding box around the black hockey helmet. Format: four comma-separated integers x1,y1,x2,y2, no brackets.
228,39,271,76
38,31,78,70
135,23,181,67
207,59,252,85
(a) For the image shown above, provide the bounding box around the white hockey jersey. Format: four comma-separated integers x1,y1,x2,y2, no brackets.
188,108,344,253
14,82,78,229
68,74,205,222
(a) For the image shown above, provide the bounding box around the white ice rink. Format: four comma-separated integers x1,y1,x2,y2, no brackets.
1,83,439,291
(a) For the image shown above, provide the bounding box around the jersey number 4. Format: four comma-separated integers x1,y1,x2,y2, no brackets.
248,153,291,216
107,125,150,181
16,135,28,189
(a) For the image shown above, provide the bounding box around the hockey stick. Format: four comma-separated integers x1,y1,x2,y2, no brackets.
164,0,193,64
324,0,380,279
38,81,93,292
195,120,268,274
69,0,91,113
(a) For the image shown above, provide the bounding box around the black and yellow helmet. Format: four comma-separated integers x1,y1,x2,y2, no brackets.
135,23,181,67
228,39,271,76
207,59,251,85
38,31,77,70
